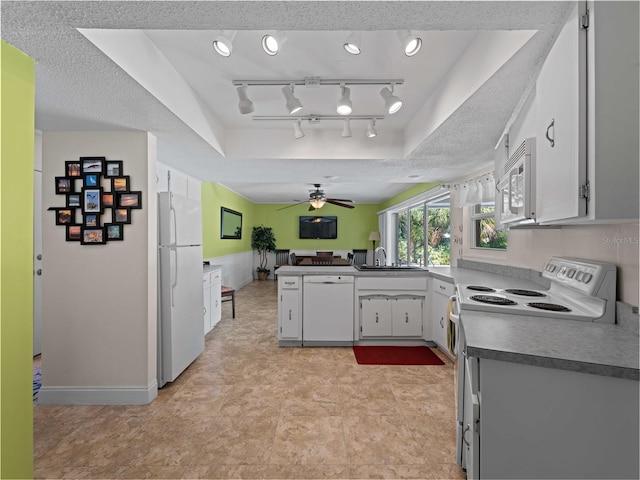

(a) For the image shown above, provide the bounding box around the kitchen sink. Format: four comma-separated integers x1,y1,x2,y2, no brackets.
354,265,427,271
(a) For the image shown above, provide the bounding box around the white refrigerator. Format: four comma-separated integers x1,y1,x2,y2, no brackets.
157,192,205,387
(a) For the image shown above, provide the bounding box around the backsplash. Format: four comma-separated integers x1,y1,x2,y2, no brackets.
456,259,550,289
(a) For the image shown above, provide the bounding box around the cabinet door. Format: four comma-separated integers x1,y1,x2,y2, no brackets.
211,270,222,327
360,298,392,337
279,289,301,339
536,3,587,223
391,298,423,337
463,357,480,480
431,293,449,348
203,284,212,334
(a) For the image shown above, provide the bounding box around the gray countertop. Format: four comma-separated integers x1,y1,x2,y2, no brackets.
203,264,223,274
276,263,639,380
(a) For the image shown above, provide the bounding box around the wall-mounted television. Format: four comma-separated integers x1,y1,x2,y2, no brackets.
220,207,243,239
299,216,337,239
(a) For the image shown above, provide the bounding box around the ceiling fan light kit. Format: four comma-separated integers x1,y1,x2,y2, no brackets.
212,30,236,57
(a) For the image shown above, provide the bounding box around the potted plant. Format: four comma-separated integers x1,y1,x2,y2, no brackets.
251,225,277,280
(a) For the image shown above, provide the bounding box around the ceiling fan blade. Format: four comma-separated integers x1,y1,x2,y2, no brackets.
277,201,307,211
326,198,353,203
308,204,317,211
327,199,355,209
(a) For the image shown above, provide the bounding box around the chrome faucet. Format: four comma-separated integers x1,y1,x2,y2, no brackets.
374,246,387,266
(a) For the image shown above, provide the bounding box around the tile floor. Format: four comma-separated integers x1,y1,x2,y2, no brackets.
34,280,465,479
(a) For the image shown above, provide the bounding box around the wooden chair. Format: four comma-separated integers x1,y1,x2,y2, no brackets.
273,249,291,281
347,252,354,264
316,251,333,257
221,285,235,318
311,255,333,265
290,252,297,265
352,249,368,265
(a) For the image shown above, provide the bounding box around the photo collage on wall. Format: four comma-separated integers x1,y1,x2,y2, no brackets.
51,156,142,245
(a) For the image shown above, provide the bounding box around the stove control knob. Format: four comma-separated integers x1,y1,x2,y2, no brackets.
576,271,584,281
582,273,593,284
547,264,556,272
567,269,576,279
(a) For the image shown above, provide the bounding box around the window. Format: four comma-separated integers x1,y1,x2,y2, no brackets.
395,196,450,266
471,202,507,249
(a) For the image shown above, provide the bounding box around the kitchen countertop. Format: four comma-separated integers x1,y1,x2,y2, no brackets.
276,263,639,380
461,311,639,380
203,264,223,274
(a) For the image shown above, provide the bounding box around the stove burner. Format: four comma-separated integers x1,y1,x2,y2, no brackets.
526,302,572,312
470,295,517,306
466,286,496,292
504,289,546,297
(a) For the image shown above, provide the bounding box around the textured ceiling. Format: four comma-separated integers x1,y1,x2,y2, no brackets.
1,1,572,204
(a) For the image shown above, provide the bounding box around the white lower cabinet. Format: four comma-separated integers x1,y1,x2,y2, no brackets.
431,278,455,350
278,276,302,344
203,267,222,335
360,296,423,338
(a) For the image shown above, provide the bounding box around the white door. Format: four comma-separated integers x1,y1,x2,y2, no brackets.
33,170,42,356
279,289,300,339
360,298,392,337
391,298,423,336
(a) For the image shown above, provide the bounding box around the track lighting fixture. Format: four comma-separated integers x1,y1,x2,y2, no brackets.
212,31,236,57
293,120,305,139
336,84,352,115
380,84,403,115
262,31,287,56
341,118,352,138
236,85,254,114
282,84,303,114
397,30,422,56
366,119,377,138
343,31,362,55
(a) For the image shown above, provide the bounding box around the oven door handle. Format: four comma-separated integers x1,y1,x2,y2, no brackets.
448,295,460,325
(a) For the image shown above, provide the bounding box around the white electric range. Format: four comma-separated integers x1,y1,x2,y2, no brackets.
456,257,617,323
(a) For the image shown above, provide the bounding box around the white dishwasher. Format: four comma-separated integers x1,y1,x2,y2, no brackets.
303,275,354,345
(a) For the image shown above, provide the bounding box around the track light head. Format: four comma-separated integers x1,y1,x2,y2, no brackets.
236,85,254,114
293,120,305,139
262,31,287,56
336,85,353,116
343,31,362,55
341,118,352,138
366,119,377,138
212,31,236,57
380,86,403,115
397,30,422,56
282,85,303,114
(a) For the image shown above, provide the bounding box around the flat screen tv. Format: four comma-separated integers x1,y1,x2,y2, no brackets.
299,216,337,239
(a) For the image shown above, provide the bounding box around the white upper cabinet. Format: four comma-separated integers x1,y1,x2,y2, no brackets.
535,2,587,224
534,1,639,224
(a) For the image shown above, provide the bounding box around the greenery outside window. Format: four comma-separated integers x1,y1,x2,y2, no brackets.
471,202,507,249
395,197,450,266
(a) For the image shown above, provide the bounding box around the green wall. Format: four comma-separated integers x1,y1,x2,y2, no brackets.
202,182,442,256
1,40,35,479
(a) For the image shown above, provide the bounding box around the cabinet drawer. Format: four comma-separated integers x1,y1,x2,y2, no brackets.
202,272,212,288
279,276,300,289
432,278,454,296
357,276,427,291
211,269,222,284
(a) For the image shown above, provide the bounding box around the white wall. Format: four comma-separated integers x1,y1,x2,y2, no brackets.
40,131,157,404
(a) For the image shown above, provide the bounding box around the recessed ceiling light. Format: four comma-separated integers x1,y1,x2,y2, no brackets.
212,31,236,57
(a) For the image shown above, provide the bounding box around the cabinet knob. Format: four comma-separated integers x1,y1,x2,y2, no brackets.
375,313,379,323
405,312,409,323
545,118,555,147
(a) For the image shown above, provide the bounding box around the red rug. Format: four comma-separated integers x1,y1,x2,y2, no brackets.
353,346,445,365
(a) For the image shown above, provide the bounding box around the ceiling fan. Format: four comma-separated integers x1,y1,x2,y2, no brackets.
277,184,355,211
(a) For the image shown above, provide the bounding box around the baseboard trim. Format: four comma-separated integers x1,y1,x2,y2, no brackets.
38,381,158,405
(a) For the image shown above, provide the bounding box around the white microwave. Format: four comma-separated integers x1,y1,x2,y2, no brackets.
497,138,536,225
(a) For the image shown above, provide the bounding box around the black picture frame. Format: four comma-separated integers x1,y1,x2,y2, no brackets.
105,160,123,178
81,226,106,245
113,208,131,224
82,187,102,214
111,176,130,192
84,213,99,227
102,192,114,208
105,223,124,241
55,208,75,225
80,157,104,175
83,173,99,188
220,207,243,239
116,191,142,209
66,161,81,177
55,177,73,194
66,224,81,241
67,193,81,208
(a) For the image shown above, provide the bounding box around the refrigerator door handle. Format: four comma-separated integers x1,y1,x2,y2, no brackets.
171,247,178,307
170,205,178,246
